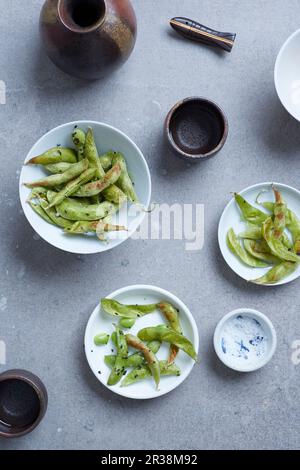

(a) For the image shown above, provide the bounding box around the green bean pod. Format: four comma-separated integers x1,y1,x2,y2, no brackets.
138,325,198,361
125,334,160,389
112,153,138,203
262,218,299,263
239,224,292,250
26,147,77,165
227,228,268,268
251,261,297,284
25,159,89,188
121,361,181,387
84,127,105,179
234,193,269,225
47,168,96,209
101,299,157,319
158,302,182,364
74,163,122,197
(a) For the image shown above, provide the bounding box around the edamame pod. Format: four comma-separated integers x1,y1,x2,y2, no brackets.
65,220,127,234
121,361,181,387
26,147,77,165
234,193,269,225
105,340,161,368
84,127,105,178
45,162,74,174
102,185,127,205
125,334,160,389
47,168,96,208
107,326,128,386
243,239,280,265
138,325,198,361
72,128,86,161
239,224,292,250
251,261,297,285
112,153,138,203
272,186,287,239
262,218,299,263
56,200,116,221
227,228,268,268
25,159,89,188
39,199,73,229
158,302,182,364
99,152,114,171
74,163,122,197
101,299,157,319
28,201,54,225
27,187,48,201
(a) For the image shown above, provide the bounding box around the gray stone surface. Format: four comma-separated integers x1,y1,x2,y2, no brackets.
0,0,300,450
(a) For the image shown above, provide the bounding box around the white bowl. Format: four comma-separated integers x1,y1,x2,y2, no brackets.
19,121,151,254
214,308,277,372
84,285,199,400
218,182,300,285
275,29,300,121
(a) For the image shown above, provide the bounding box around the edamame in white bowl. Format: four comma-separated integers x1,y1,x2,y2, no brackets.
19,121,151,254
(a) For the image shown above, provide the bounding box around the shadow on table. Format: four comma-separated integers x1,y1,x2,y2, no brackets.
256,92,300,157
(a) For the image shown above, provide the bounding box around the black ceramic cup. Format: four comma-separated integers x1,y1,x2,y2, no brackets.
0,369,48,438
165,97,228,161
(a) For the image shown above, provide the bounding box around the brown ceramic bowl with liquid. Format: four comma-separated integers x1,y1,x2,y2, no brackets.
0,370,48,438
165,97,228,161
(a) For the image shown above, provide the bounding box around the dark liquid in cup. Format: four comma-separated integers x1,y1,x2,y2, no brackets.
0,379,40,428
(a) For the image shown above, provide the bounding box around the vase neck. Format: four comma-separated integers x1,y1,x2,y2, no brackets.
58,0,106,33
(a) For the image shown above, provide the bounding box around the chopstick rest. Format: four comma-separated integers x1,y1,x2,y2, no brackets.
170,17,236,53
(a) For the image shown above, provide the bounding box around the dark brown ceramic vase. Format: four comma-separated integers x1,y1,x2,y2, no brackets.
40,0,137,79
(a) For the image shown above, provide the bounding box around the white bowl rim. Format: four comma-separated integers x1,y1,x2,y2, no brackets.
84,284,199,400
274,28,300,121
19,120,152,254
213,308,277,372
218,181,300,286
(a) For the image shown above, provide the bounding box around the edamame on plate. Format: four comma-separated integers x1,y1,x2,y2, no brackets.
218,182,300,285
84,285,199,400
19,121,151,254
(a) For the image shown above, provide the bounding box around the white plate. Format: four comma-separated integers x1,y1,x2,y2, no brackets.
19,121,151,254
275,29,300,121
218,182,300,285
84,285,199,400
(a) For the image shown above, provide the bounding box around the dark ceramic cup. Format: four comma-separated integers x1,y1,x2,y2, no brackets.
165,97,228,161
0,370,48,438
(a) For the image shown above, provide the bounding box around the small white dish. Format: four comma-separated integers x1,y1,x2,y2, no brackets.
275,29,300,121
218,182,300,285
19,121,151,254
214,308,277,372
84,285,199,400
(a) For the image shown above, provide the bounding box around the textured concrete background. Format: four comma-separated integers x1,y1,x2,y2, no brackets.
0,0,300,450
